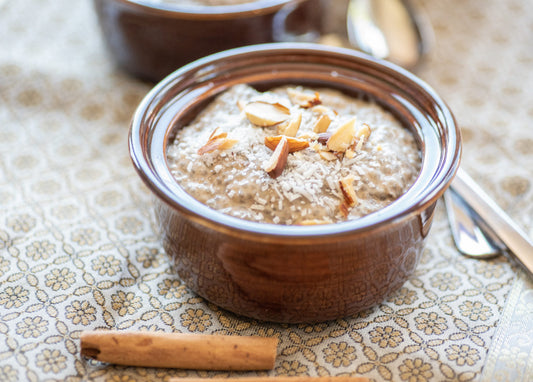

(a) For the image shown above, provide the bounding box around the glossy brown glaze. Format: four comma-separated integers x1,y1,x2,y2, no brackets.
93,0,323,82
129,44,461,323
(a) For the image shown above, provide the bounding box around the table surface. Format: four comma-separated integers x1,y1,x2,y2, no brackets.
1,0,532,381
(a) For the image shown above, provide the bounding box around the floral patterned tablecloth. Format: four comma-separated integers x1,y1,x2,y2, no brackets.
1,0,532,381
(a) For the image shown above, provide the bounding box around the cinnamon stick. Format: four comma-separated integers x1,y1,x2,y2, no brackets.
169,377,370,382
80,331,278,370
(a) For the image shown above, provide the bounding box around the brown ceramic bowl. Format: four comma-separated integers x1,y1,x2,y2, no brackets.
129,43,461,323
93,0,323,82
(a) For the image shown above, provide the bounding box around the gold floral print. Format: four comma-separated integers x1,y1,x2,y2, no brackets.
51,204,79,220
158,279,186,299
45,267,76,291
0,285,29,309
111,291,142,316
445,344,480,366
414,312,448,335
323,341,357,367
65,300,96,325
136,246,164,268
6,214,36,233
95,190,123,207
387,287,418,305
459,301,493,321
71,228,100,246
399,358,433,382
16,316,48,338
0,365,18,382
297,322,328,333
108,375,140,382
0,258,9,277
430,272,461,291
180,308,212,332
36,349,67,373
25,240,55,261
115,216,143,235
92,255,122,276
138,324,166,332
370,326,403,348
275,360,309,376
474,261,505,279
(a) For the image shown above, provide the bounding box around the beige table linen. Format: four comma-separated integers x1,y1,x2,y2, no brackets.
1,0,532,381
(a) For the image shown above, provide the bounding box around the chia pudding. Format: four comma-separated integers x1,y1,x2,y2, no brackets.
166,84,421,225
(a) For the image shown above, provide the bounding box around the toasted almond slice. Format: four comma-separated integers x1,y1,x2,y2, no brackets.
244,101,291,127
313,114,331,133
208,127,227,140
355,135,366,151
327,117,357,152
263,135,289,178
339,202,350,218
345,148,356,159
277,111,302,137
356,123,372,139
198,137,237,155
318,150,337,161
217,138,238,150
237,100,247,111
264,135,309,152
287,88,321,108
198,128,237,155
312,105,337,116
299,219,333,225
297,132,319,141
339,175,358,207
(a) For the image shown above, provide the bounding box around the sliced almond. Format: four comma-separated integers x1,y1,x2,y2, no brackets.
198,137,237,155
287,88,321,108
313,114,331,133
339,175,358,207
318,150,337,161
345,148,356,159
197,128,238,155
327,117,357,152
312,105,337,116
277,111,302,137
208,126,226,140
265,135,309,153
263,135,289,178
243,101,290,127
299,219,333,225
297,132,319,141
355,123,372,139
339,202,350,218
237,100,246,111
353,123,372,151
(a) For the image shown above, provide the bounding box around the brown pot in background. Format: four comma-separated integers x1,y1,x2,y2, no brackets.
93,0,323,82
129,43,461,323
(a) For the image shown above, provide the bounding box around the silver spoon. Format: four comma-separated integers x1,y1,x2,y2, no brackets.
345,0,502,258
444,187,504,258
346,0,432,70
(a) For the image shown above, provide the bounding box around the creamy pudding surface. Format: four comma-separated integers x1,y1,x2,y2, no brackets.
167,84,421,225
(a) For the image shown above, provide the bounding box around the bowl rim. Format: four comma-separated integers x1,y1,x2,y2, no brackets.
108,0,302,19
129,43,461,240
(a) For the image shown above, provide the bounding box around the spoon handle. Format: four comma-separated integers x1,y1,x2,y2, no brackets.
450,168,533,277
